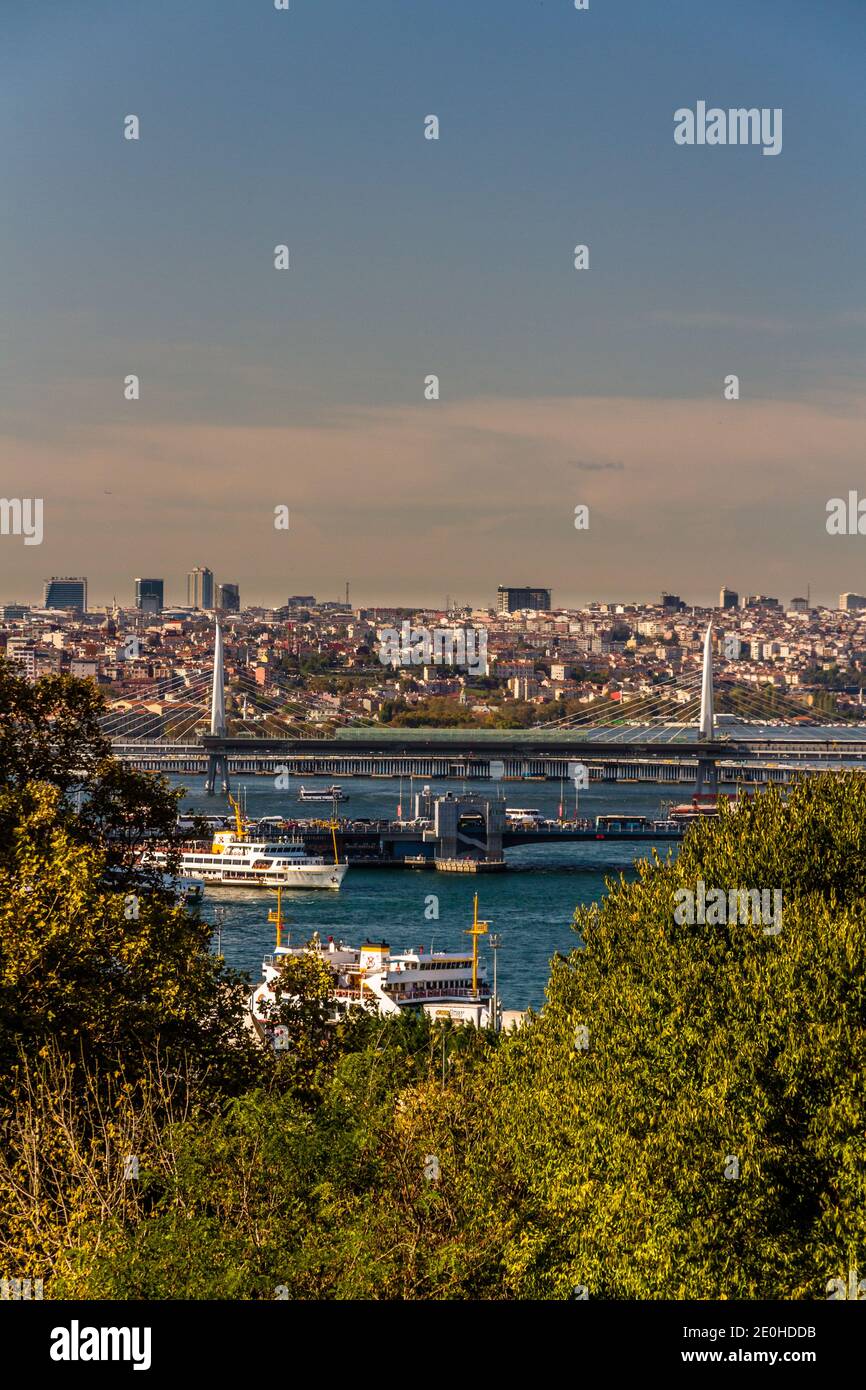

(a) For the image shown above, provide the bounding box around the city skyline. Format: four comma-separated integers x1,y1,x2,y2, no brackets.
2,0,864,607
4,570,865,615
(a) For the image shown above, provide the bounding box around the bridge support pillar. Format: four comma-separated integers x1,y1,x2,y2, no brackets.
695,755,718,798
204,749,230,796
432,794,505,861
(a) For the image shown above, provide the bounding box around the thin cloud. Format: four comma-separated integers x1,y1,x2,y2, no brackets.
650,309,792,334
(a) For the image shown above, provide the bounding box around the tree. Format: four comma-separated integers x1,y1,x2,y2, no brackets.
0,782,259,1092
475,774,866,1297
0,659,108,793
0,656,193,882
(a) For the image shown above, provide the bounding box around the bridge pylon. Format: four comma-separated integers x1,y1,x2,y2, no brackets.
695,621,719,799
204,620,230,796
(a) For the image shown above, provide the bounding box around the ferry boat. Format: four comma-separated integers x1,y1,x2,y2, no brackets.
251,891,495,1035
148,797,348,891
297,784,348,803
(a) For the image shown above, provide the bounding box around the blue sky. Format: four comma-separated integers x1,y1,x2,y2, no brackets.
2,0,865,607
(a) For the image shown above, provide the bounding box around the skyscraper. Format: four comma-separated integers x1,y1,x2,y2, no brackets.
135,577,164,614
216,582,240,612
719,586,738,610
43,576,87,611
187,566,214,610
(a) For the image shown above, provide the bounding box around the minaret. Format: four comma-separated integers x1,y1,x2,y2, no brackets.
699,621,714,740
210,620,226,735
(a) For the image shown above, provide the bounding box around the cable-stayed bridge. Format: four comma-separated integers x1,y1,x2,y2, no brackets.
104,622,866,792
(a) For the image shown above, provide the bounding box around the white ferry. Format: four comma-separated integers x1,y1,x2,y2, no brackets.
150,797,348,891
251,892,495,1035
297,784,348,803
505,806,544,827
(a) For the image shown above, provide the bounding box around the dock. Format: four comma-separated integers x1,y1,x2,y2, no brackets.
434,857,507,873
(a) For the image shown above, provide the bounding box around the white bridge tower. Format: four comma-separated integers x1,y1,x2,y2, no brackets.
204,619,230,795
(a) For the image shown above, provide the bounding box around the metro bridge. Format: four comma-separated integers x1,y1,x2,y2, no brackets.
104,621,866,793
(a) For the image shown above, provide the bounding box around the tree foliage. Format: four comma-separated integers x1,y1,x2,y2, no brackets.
1,658,863,1304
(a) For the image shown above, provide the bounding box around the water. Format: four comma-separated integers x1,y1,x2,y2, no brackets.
170,775,681,1010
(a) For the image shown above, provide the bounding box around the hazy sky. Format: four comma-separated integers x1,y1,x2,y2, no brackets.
2,0,865,608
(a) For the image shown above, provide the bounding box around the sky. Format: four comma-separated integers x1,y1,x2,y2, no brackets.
1,0,865,609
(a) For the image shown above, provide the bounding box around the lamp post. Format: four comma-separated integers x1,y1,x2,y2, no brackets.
490,932,501,1033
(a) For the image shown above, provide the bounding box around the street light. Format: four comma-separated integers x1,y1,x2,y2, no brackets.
490,933,501,1034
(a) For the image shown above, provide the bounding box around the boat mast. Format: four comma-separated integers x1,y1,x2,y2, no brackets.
268,885,286,948
465,893,489,998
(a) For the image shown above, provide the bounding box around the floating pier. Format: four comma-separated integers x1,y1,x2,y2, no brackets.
434,857,507,873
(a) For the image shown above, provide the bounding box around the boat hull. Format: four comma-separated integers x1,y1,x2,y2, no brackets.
177,862,348,890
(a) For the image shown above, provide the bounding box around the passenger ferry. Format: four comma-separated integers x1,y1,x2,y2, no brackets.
297,784,348,803
505,806,545,827
149,797,348,891
251,891,495,1036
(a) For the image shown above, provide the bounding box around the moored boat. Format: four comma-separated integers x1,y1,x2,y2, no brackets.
146,796,348,891
251,891,496,1037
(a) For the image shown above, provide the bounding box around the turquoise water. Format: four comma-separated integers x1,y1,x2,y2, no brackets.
171,776,680,1010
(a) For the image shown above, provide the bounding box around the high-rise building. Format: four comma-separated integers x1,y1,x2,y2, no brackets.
496,586,551,614
135,577,164,614
187,567,214,610
43,576,87,611
661,592,686,612
839,593,866,612
719,586,738,610
217,583,240,612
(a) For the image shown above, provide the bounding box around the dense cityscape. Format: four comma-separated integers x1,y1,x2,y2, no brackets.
4,571,866,732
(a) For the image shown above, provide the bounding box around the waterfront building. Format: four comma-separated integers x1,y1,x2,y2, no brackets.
43,576,87,611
